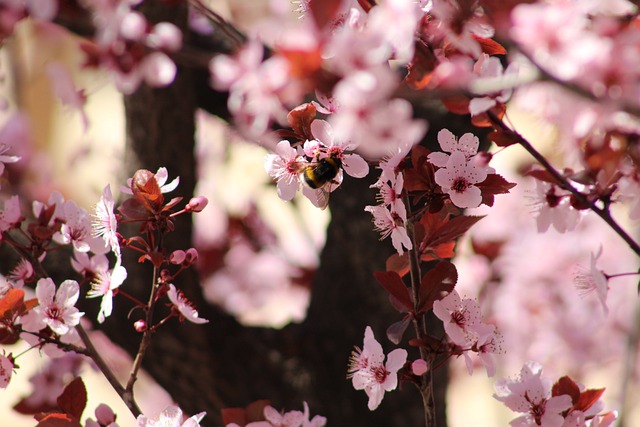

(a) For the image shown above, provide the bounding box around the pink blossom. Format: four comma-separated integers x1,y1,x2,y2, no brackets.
45,62,89,132
379,172,407,217
428,129,481,167
210,39,292,137
0,143,20,176
309,119,369,178
263,406,304,426
0,195,22,232
433,290,482,346
301,402,326,427
574,246,609,315
364,204,412,255
528,180,581,233
71,250,109,278
494,362,573,427
16,353,83,408
434,151,488,209
87,264,128,323
137,405,205,427
468,54,518,116
93,184,121,260
348,326,407,410
0,352,14,389
54,199,98,253
465,323,502,377
22,278,83,336
366,0,421,64
265,140,304,201
86,403,119,427
8,258,34,287
167,284,209,324
329,67,427,159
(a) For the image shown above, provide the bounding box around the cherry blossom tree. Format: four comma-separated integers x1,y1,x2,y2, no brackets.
0,1,638,427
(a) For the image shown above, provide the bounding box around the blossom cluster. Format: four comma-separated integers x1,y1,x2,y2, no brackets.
495,362,617,427
433,290,502,377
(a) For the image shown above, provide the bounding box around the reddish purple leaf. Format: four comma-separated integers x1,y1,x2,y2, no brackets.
56,377,86,421
552,376,581,403
373,271,413,312
417,261,457,313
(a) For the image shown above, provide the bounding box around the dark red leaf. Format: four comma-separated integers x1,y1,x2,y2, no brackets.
441,96,470,115
309,0,343,30
473,35,507,55
552,376,580,403
118,198,149,220
287,103,317,140
420,212,485,252
221,408,246,426
37,413,81,427
13,398,58,416
385,253,410,278
477,174,517,207
488,130,519,147
386,316,412,345
405,46,437,90
373,271,413,312
417,261,457,313
574,388,605,413
245,400,270,422
57,377,86,421
0,289,26,321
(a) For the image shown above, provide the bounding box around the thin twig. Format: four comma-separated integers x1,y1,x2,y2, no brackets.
489,112,640,257
76,323,142,417
405,195,436,427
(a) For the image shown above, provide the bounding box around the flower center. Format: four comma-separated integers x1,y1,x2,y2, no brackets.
452,177,470,193
371,364,388,384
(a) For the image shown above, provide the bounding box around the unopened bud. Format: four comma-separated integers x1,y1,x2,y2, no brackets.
134,320,147,332
169,250,186,265
412,359,428,376
184,248,198,265
185,196,208,213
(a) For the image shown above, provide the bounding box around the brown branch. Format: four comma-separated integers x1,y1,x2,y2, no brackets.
489,112,640,257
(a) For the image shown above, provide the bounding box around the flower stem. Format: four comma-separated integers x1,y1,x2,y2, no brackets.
126,265,160,395
76,323,142,417
405,194,436,427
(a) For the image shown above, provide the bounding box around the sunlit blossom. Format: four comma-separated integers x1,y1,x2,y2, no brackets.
348,326,407,410
167,284,209,324
137,405,205,427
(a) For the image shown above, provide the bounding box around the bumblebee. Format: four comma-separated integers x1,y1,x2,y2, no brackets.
300,153,343,209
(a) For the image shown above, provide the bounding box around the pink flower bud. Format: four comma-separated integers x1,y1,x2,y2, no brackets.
412,359,428,376
169,250,186,265
186,196,208,213
185,248,198,264
134,320,147,332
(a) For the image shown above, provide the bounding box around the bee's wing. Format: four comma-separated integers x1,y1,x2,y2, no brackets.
302,185,330,210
